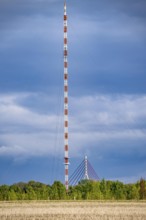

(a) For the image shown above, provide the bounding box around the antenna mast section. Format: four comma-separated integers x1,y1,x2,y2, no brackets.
64,0,69,192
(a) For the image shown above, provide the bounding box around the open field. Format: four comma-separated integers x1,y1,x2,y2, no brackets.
0,201,146,220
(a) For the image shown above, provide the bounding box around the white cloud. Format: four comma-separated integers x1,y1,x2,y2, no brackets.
0,93,145,159
0,93,63,158
0,93,58,130
70,95,146,128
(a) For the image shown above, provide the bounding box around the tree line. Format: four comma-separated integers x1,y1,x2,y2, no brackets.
0,178,146,200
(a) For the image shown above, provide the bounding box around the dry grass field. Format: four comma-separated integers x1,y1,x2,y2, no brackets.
0,201,146,220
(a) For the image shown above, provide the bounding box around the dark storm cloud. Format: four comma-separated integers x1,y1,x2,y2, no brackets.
0,0,146,94
71,0,146,19
0,0,63,93
68,0,146,95
0,0,61,21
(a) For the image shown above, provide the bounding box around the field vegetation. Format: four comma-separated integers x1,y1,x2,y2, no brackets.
0,201,146,220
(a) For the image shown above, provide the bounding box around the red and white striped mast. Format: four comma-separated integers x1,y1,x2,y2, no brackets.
64,0,69,192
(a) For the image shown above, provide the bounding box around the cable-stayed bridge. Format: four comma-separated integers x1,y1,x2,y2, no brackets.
69,156,99,186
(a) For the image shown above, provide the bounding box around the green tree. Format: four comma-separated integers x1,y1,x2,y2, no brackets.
100,179,107,199
87,181,103,200
24,185,37,200
139,178,146,200
76,180,93,200
68,185,82,200
10,184,22,200
50,181,66,200
27,181,50,200
110,181,126,200
8,189,17,200
126,184,139,200
0,185,9,200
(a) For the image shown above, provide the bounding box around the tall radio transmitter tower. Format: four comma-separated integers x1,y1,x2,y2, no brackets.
63,0,69,192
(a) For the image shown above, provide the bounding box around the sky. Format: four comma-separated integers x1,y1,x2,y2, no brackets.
0,0,146,185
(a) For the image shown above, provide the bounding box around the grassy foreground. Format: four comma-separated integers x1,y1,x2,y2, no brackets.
0,201,146,220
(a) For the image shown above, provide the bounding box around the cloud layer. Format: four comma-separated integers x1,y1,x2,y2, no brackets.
0,93,145,158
